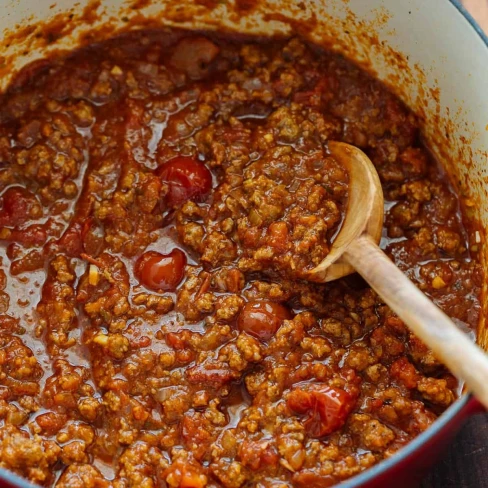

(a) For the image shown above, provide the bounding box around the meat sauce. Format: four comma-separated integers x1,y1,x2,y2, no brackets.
0,29,482,487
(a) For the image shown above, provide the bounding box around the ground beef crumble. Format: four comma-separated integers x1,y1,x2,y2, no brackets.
0,29,482,487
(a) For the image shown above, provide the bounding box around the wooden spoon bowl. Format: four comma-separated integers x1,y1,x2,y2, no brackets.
309,141,384,282
309,141,488,409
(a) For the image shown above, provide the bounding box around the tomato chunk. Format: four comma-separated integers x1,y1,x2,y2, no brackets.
35,412,68,435
135,249,186,292
0,187,42,227
238,438,279,470
237,300,292,341
157,156,212,207
287,383,356,437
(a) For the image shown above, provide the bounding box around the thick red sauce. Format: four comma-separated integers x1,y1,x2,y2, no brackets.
0,29,481,487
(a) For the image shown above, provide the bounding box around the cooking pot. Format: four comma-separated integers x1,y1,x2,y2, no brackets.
0,1,487,487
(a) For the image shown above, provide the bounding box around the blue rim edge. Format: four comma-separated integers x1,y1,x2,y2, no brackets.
0,2,487,488
450,0,488,46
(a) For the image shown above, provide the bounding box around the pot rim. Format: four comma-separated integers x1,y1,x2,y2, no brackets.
0,468,33,488
0,2,487,488
450,0,488,45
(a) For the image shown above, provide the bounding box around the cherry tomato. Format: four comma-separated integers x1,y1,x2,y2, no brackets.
287,383,355,437
170,37,220,79
157,156,212,207
135,249,187,292
0,187,41,227
237,300,292,341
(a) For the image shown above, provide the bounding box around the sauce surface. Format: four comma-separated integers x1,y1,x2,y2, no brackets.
0,29,482,488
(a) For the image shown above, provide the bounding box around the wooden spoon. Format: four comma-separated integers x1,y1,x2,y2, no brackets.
309,141,488,409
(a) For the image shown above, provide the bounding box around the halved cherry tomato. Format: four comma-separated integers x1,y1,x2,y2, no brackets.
135,249,186,292
237,300,292,341
287,383,356,437
157,156,212,207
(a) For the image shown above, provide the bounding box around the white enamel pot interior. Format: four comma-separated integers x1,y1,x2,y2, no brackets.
0,1,487,487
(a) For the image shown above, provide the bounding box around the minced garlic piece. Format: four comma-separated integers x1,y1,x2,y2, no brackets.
111,65,123,76
89,264,99,286
432,276,447,289
93,333,109,346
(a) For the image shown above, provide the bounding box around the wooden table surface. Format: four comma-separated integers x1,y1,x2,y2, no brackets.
421,2,488,487
421,415,488,487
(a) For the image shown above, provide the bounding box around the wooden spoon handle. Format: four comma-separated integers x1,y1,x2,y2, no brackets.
345,233,488,409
